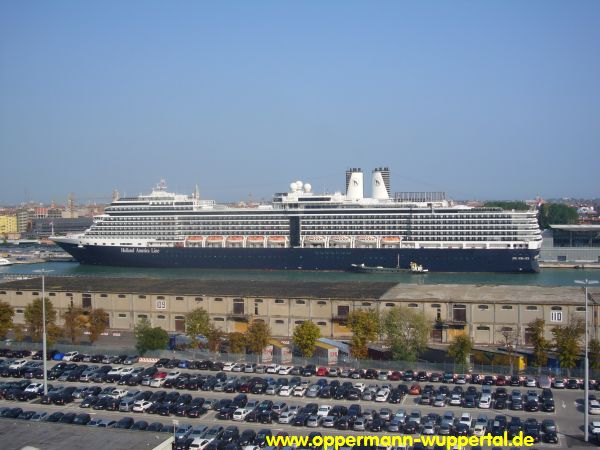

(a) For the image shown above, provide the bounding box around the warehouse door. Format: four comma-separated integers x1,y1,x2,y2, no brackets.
175,316,186,332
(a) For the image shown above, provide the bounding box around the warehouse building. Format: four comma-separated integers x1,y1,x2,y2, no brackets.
0,276,598,346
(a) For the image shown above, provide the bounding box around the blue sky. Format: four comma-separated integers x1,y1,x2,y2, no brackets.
1,1,599,204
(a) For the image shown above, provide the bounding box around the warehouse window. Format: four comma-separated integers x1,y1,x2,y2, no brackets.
157,315,166,319
195,297,203,302
49,293,56,296
233,299,245,315
408,303,419,308
501,305,513,310
255,299,263,303
362,302,371,307
100,294,108,298
317,301,326,305
16,292,22,295
32,292,39,295
157,296,165,300
118,313,127,318
453,304,467,322
275,320,285,324
66,293,73,297
275,299,285,304
214,317,225,321
576,306,586,312
526,306,538,311
501,326,513,332
551,306,563,311
478,305,489,310
0,291,5,295
296,300,306,305
176,296,184,301
476,325,490,330
317,321,326,326
385,303,395,307
295,320,304,325
118,294,126,298
215,298,223,302
138,314,148,319
138,295,146,299
430,304,441,308
15,309,24,314
175,315,185,319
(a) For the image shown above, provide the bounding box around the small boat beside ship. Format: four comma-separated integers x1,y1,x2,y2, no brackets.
350,260,428,274
0,258,13,266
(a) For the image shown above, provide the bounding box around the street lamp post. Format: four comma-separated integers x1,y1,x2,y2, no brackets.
575,278,599,443
33,269,53,396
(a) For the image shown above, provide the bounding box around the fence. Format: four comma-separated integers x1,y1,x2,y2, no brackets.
3,339,598,379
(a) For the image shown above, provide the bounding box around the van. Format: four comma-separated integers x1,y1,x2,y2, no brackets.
119,397,137,412
538,375,552,389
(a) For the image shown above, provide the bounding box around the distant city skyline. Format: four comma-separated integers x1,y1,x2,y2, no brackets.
1,1,599,204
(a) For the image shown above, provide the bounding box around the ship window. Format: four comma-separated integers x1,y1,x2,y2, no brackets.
275,299,285,304
478,305,489,310
138,295,146,299
501,305,513,310
176,296,184,300
526,306,538,311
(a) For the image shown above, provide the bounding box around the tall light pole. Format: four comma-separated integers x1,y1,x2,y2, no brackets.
575,278,599,443
33,269,53,396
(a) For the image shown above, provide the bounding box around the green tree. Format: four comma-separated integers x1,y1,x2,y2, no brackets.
293,321,321,358
552,317,585,374
62,305,87,344
381,306,430,361
538,203,578,229
228,332,247,354
245,320,271,356
590,338,600,371
448,334,474,367
206,324,224,353
13,324,25,342
348,309,380,359
0,301,14,340
87,308,110,344
134,318,169,355
483,201,529,211
24,297,62,346
527,318,550,370
185,307,211,347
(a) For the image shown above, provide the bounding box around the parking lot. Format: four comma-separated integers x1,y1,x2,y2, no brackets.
0,352,595,449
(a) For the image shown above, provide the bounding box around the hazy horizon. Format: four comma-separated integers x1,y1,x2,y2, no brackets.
1,1,599,204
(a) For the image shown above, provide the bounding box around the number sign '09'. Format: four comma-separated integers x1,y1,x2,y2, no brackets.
156,299,167,310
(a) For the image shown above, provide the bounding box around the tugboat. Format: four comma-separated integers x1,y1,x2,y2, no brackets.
350,256,428,274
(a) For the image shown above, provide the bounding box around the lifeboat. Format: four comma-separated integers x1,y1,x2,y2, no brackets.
329,236,352,247
267,236,287,247
185,235,205,247
381,236,401,247
186,236,205,241
247,236,266,246
304,236,327,247
355,235,378,247
206,235,224,247
226,236,245,247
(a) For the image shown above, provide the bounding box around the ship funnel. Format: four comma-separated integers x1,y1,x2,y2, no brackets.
345,168,364,201
372,167,390,200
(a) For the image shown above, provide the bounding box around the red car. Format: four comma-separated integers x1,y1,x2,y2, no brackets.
409,384,422,395
495,375,507,386
316,367,329,377
388,371,402,381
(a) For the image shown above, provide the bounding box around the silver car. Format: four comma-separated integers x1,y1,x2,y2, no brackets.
322,416,336,428
306,415,322,428
305,384,321,398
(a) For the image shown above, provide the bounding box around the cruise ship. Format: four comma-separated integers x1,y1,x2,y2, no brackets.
52,168,542,272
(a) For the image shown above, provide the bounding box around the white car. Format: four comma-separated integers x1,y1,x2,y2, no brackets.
590,421,600,435
62,351,79,362
266,364,281,374
478,394,491,409
107,367,124,377
110,389,129,399
473,424,486,436
459,413,471,426
150,378,166,387
449,394,462,406
353,383,366,392
525,377,537,388
317,405,332,417
132,400,153,412
375,388,390,402
222,362,235,371
293,385,307,397
25,383,43,393
279,386,293,397
278,410,297,424
232,363,245,372
590,400,600,415
8,359,28,370
119,367,136,376
165,371,181,380
190,439,211,450
278,366,292,375
233,407,252,421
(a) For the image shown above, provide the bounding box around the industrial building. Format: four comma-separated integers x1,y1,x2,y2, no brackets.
0,276,598,346
540,224,600,264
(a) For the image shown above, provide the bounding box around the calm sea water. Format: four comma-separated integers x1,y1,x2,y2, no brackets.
0,261,598,286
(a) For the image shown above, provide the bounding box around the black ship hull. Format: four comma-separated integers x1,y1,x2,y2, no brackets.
54,242,540,273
